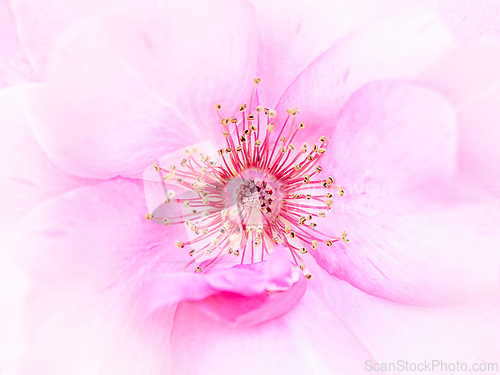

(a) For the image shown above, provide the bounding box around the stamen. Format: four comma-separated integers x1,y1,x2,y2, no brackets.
144,79,349,278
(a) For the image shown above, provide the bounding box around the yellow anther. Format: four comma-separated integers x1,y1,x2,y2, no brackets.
280,136,286,142
195,266,203,273
223,131,230,137
175,241,185,248
289,231,296,239
248,114,255,121
289,144,295,151
298,122,305,129
145,213,152,220
306,194,312,200
307,154,313,161
284,225,291,234
326,193,333,198
319,136,326,143
215,103,222,110
269,110,277,118
294,164,301,170
267,123,275,132
326,239,333,247
255,140,262,147
153,162,160,173
280,146,287,153
221,118,229,126
306,274,313,280
256,106,262,112
318,148,326,154
240,135,246,143
327,176,334,184
338,188,345,197
250,124,257,132
322,181,329,188
316,166,322,173
239,104,247,112
225,147,232,153
303,175,310,184
164,197,171,204
234,249,240,257
310,222,317,228
189,249,196,256
307,215,313,220
301,143,308,152
341,231,350,243
254,77,261,84
227,248,233,254
163,218,170,226
318,212,325,217
273,236,279,243
236,146,242,153
218,149,224,156
300,247,308,254
231,117,237,123
312,240,318,249
176,177,184,183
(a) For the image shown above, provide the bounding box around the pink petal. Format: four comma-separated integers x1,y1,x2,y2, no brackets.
322,80,458,199
437,0,500,44
142,247,305,327
0,0,36,87
17,178,187,374
418,43,500,186
317,265,500,365
206,267,268,296
250,0,437,108
0,84,98,235
275,8,454,145
10,0,158,78
194,275,306,327
169,274,376,375
313,81,500,306
28,1,257,179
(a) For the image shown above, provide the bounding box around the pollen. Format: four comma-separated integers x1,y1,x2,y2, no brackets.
145,79,348,277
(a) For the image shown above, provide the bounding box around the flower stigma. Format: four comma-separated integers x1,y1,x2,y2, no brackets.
144,79,349,278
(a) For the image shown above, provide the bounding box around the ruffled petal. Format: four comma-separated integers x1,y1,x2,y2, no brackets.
418,43,500,186
11,0,158,78
0,0,37,87
141,248,306,327
312,80,500,306
169,269,376,375
275,8,454,145
28,1,257,179
17,178,187,374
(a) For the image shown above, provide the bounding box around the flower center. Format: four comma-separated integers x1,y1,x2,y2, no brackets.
144,79,349,277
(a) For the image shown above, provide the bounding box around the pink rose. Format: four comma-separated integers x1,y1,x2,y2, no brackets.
1,0,499,374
